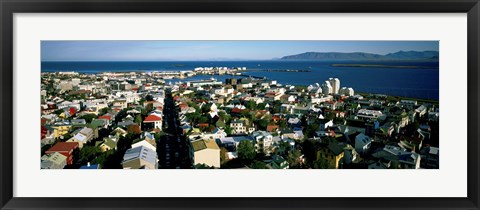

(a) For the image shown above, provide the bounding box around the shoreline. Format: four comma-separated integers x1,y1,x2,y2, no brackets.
331,63,438,69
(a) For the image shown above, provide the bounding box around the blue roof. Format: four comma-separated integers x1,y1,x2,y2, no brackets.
79,164,100,169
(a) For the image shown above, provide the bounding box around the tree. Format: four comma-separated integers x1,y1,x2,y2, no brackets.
54,109,64,115
257,119,270,131
245,100,256,110
249,160,268,169
276,141,291,157
60,133,72,141
195,163,213,169
127,124,142,135
301,139,317,166
287,150,302,168
312,157,329,169
304,123,320,138
135,114,143,125
201,104,210,114
92,149,114,167
257,103,266,110
198,116,209,124
145,94,154,101
224,125,233,135
237,140,256,161
98,107,110,116
79,145,102,164
145,103,154,113
114,109,127,124
79,114,97,124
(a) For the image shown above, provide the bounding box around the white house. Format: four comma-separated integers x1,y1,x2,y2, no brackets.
66,127,94,149
192,139,221,168
131,139,157,152
122,146,158,169
251,131,273,154
230,120,247,135
144,113,162,130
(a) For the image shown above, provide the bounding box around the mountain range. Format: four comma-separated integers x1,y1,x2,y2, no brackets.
280,50,439,61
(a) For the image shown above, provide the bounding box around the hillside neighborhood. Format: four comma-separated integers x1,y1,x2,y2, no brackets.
40,68,440,169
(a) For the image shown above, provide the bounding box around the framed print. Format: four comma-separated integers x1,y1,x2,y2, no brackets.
1,0,479,209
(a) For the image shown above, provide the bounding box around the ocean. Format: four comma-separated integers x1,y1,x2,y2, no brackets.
42,61,439,100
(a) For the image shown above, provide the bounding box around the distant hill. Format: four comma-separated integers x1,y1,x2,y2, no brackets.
280,50,439,61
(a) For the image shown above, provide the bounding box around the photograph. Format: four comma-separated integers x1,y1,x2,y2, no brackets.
40,40,440,170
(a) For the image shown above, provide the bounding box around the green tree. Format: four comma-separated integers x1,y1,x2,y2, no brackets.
301,139,317,166
237,141,256,161
145,94,154,101
92,149,114,167
98,107,110,116
249,160,268,169
276,141,291,157
60,133,72,141
224,125,233,135
135,114,143,125
312,157,329,169
79,114,97,124
287,150,302,168
54,109,64,115
79,145,102,164
195,163,213,169
198,116,209,124
245,100,257,110
201,104,210,114
257,103,266,110
304,123,320,138
257,119,270,131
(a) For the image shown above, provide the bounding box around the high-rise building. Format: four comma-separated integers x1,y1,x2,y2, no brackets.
339,87,355,96
322,81,333,95
329,78,340,94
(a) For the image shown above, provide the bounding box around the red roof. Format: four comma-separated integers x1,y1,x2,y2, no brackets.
198,123,209,128
267,125,279,132
144,114,162,122
272,115,281,120
231,108,243,113
41,118,48,126
47,142,79,153
98,115,112,121
69,107,76,116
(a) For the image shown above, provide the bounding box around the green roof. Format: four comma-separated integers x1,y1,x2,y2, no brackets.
328,142,344,156
90,119,106,128
102,138,117,149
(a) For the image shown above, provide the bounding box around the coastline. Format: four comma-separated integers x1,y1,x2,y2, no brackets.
331,63,438,69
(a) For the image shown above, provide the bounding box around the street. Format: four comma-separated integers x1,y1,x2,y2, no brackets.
156,88,193,169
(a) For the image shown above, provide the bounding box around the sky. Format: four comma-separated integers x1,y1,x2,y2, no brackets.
41,41,439,61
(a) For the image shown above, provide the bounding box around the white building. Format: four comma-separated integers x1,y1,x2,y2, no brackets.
66,127,94,149
122,146,158,169
251,131,273,154
322,81,333,95
144,113,163,130
192,139,221,168
357,109,383,120
131,139,157,152
328,78,340,94
339,87,355,96
230,120,247,135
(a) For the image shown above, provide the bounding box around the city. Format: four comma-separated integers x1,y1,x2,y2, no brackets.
40,67,439,169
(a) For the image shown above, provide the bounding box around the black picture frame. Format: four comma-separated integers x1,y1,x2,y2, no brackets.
1,0,479,209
